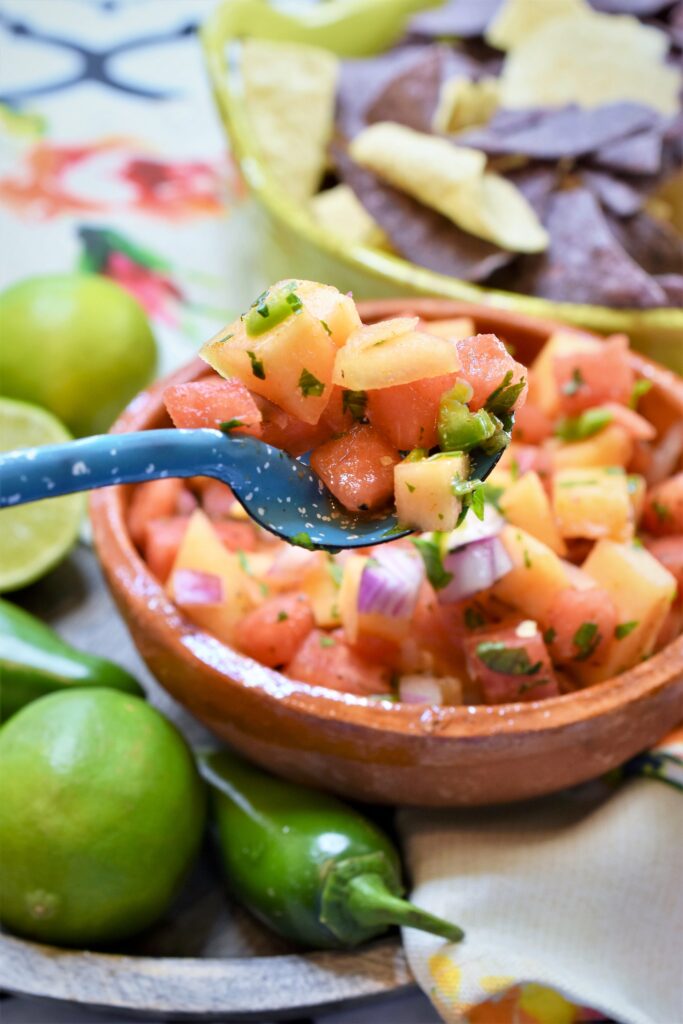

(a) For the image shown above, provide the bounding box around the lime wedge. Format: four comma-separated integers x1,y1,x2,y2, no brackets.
0,398,84,592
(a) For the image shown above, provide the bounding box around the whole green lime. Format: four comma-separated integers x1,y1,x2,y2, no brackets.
0,274,157,436
0,688,205,947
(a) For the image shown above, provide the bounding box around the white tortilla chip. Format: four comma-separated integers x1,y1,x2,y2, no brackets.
486,0,590,51
432,76,500,134
241,39,339,204
310,184,388,247
349,122,548,253
500,11,681,115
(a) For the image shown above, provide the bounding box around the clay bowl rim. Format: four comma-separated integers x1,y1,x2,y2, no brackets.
91,299,683,744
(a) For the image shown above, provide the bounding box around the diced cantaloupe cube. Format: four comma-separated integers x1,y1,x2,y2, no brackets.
301,555,343,628
394,453,469,532
579,540,677,683
546,424,633,471
333,318,459,390
499,470,566,555
492,524,574,621
421,317,475,341
167,509,262,644
528,331,599,416
200,281,342,423
293,279,361,348
552,468,634,543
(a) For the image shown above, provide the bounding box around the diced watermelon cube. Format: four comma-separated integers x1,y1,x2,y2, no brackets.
642,473,683,536
310,423,400,512
367,373,457,451
128,478,186,549
456,334,528,412
237,592,315,667
255,395,334,456
286,628,392,695
463,622,559,704
544,587,617,665
163,377,262,436
143,516,190,582
553,334,634,415
213,520,258,552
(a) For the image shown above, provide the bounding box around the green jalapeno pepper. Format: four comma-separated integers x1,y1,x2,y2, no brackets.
438,389,497,452
199,749,464,950
0,599,143,721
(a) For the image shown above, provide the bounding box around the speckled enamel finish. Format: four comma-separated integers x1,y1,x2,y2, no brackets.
91,301,683,806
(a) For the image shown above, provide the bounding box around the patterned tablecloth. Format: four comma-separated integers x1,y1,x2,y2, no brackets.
0,1,442,1021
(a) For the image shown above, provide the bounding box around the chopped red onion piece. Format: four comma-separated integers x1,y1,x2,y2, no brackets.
399,675,444,705
438,535,512,604
358,548,425,619
172,569,224,605
447,504,504,549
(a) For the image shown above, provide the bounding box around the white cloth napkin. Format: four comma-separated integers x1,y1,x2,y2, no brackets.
398,735,683,1024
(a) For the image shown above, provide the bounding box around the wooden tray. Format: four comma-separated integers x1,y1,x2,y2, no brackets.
0,545,413,1019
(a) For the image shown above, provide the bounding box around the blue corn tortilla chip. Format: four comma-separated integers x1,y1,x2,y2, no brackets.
331,142,513,282
588,0,676,13
581,169,645,216
408,0,504,40
654,274,683,304
607,209,683,274
457,103,661,160
365,47,452,133
593,128,665,175
504,165,559,217
509,187,669,307
336,46,433,139
365,45,498,134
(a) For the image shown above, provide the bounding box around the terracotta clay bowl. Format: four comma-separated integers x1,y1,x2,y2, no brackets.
90,300,683,807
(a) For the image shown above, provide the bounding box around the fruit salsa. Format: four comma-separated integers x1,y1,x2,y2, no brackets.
129,280,681,707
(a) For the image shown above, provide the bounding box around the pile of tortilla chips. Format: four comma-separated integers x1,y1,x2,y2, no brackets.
241,0,682,309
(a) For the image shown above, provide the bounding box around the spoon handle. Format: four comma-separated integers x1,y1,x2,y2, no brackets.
0,429,241,508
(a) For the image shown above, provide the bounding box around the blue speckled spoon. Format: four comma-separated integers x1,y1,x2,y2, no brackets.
0,428,508,550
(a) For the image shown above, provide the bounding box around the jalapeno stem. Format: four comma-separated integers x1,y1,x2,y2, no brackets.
346,872,464,943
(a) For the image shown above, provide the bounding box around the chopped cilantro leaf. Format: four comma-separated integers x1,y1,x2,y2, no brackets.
237,550,251,575
452,477,485,523
246,350,266,380
476,642,542,676
291,532,315,549
406,482,416,493
482,483,504,510
543,627,557,645
629,378,653,408
555,408,612,442
219,418,243,432
573,621,600,661
215,332,234,344
653,500,670,522
342,389,367,421
561,367,585,396
319,318,332,336
298,368,325,398
326,559,343,587
412,536,453,590
319,634,336,648
277,611,289,622
485,371,527,415
464,606,486,629
615,620,638,640
285,290,303,312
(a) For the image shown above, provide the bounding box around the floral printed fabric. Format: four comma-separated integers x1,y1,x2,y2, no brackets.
397,732,683,1024
0,0,263,376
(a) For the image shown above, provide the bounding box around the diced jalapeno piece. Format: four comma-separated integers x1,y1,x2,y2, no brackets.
243,285,302,337
438,389,497,452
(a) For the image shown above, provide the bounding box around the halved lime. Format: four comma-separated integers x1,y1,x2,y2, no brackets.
0,398,84,592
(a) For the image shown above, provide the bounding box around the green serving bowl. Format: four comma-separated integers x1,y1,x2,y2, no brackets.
202,0,682,371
